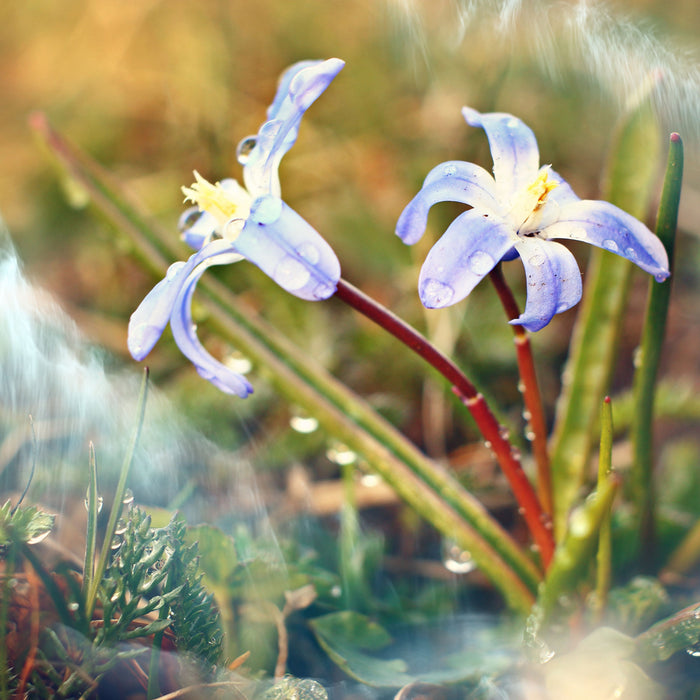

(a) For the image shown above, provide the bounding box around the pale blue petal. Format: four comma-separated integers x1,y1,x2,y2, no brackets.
396,161,500,245
462,107,540,199
510,239,582,332
418,209,515,308
543,199,670,281
127,240,241,361
233,196,340,301
243,58,345,199
169,265,253,397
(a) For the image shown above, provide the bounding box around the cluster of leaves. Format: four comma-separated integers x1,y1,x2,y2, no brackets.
0,500,227,698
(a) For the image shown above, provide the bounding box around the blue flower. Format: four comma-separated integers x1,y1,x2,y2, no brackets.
128,58,344,396
396,107,670,332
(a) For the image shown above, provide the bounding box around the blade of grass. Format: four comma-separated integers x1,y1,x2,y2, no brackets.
86,368,149,619
31,114,541,611
549,88,662,538
594,397,614,621
631,133,683,569
82,442,98,600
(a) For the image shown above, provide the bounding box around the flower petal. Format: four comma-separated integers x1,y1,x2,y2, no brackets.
168,264,253,397
233,196,340,301
418,209,515,308
510,239,582,332
462,107,540,199
543,199,670,281
127,239,242,360
396,161,500,245
243,58,345,199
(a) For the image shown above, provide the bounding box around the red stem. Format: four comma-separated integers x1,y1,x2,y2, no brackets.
334,278,554,568
489,265,554,518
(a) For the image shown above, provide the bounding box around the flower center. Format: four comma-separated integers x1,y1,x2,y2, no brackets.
182,171,252,238
510,166,558,235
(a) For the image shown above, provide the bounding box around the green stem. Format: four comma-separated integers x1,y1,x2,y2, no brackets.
594,397,614,620
631,133,683,569
548,94,661,539
86,368,149,620
0,547,15,700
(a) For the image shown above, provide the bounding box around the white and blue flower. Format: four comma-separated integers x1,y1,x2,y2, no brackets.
128,58,344,396
396,107,670,332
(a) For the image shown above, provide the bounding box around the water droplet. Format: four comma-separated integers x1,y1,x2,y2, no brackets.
483,440,492,450
331,585,342,598
517,380,526,393
624,246,637,260
114,519,128,536
466,250,495,275
421,278,455,307
360,473,382,487
178,207,201,233
507,117,519,128
68,602,80,612
632,346,643,368
122,489,134,506
517,506,526,515
602,239,619,253
297,242,320,265
510,447,522,460
274,256,311,291
236,135,258,165
251,195,282,224
443,164,458,176
84,490,104,514
26,530,50,545
442,539,476,574
527,253,546,267
290,414,319,434
326,443,357,465
166,261,186,280
525,430,536,442
522,409,532,422
498,425,510,440
225,351,253,374
555,301,570,313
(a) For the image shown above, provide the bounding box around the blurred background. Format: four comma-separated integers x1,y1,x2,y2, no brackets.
0,0,699,564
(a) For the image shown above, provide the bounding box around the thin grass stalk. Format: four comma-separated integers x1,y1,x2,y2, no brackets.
548,97,661,538
631,133,683,568
86,369,149,620
82,443,98,600
594,397,614,620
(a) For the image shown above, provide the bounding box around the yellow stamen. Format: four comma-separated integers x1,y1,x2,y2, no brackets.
181,171,246,227
527,166,559,212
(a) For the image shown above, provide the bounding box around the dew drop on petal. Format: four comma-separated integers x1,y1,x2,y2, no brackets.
274,256,311,291
236,136,258,165
467,250,495,275
444,164,458,176
421,278,455,307
251,195,283,224
602,239,619,253
528,253,546,267
178,207,201,233
166,261,186,280
624,246,638,260
556,301,570,313
297,242,320,265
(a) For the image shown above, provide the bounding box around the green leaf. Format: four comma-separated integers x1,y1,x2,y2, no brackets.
550,85,662,537
310,611,516,688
